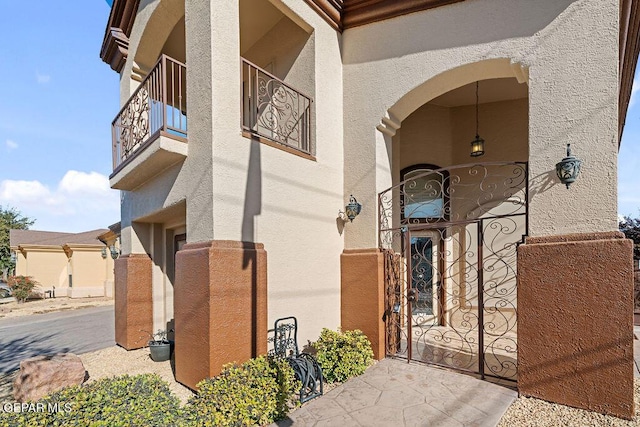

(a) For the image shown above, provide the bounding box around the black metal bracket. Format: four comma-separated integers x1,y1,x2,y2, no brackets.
269,316,324,403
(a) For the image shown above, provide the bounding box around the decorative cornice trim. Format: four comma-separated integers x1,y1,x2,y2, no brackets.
342,0,466,28
100,0,140,73
619,0,640,145
304,0,343,31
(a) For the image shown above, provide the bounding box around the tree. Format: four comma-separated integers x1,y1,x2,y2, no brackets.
0,206,35,277
619,214,640,260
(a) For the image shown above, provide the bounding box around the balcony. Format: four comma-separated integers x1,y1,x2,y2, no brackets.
241,59,312,157
110,54,188,190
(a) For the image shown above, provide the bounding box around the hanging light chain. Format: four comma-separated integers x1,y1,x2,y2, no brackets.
475,81,479,137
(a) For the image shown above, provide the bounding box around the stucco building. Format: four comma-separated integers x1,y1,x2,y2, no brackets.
100,0,638,418
10,229,115,298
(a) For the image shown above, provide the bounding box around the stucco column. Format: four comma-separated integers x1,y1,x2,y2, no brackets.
114,254,153,350
526,1,618,237
183,0,220,242
517,232,634,419
341,248,386,360
174,241,268,390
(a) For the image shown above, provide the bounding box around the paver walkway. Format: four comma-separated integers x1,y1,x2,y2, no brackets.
272,358,517,427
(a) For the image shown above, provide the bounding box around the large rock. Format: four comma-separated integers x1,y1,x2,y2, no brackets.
13,353,86,402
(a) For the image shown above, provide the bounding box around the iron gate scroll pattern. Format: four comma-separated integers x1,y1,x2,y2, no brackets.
379,162,527,382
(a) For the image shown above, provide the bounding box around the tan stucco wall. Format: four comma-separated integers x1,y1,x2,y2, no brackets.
12,246,114,298
116,0,344,345
343,0,619,248
396,96,528,172
17,248,69,290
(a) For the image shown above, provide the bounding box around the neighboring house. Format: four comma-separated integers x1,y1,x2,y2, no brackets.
100,0,638,418
10,229,116,298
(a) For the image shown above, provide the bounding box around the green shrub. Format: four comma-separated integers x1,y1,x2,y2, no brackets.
314,328,374,383
182,355,299,427
0,374,180,427
7,276,39,303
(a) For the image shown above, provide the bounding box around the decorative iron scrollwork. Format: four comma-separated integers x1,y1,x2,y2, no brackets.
380,162,527,383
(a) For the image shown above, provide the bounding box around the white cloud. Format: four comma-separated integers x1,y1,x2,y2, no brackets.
59,170,111,196
36,72,50,84
5,139,17,151
0,171,119,232
630,77,640,109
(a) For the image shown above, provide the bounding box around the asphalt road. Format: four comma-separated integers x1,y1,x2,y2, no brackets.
0,306,115,373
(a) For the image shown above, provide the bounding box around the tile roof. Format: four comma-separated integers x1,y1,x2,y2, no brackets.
10,229,109,247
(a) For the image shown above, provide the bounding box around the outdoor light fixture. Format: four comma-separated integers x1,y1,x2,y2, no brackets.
340,195,362,222
109,245,120,260
555,143,582,189
10,252,16,264
101,247,108,259
470,81,485,157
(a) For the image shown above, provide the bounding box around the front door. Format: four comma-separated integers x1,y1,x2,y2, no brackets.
410,236,434,316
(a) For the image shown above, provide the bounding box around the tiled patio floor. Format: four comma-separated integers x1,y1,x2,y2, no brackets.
271,358,517,427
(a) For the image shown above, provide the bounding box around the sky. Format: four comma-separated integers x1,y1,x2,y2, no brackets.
619,78,640,219
0,2,638,232
0,1,119,233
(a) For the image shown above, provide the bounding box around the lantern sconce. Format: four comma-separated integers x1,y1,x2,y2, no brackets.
339,195,362,223
101,247,108,259
555,143,582,189
109,245,120,260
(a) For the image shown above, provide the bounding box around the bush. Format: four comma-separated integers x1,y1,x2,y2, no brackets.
7,276,39,303
182,355,299,427
0,374,181,427
314,328,374,383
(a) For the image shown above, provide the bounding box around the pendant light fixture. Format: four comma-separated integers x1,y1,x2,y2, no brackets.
470,81,485,157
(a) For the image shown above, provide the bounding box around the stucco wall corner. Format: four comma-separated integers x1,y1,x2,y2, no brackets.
517,232,634,419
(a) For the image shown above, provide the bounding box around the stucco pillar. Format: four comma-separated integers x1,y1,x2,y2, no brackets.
517,231,634,419
114,254,153,350
174,240,268,390
340,248,386,360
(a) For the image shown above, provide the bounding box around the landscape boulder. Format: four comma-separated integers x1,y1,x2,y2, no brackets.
13,353,86,402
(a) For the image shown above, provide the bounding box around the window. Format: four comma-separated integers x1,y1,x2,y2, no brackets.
401,164,448,223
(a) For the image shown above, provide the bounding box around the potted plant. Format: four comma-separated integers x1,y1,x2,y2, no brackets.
147,329,173,362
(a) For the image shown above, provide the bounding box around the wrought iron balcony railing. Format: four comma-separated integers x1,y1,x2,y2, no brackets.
112,54,187,170
241,58,312,155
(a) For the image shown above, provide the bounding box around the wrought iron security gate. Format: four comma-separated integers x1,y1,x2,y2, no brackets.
380,162,528,382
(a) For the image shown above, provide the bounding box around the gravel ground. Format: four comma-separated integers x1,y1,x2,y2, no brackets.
0,297,113,319
79,346,194,404
0,346,194,405
498,379,640,426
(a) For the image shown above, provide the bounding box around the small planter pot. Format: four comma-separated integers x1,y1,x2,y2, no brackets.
149,340,171,362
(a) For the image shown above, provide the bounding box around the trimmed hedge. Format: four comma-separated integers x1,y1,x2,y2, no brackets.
314,328,374,383
181,355,299,427
0,374,181,427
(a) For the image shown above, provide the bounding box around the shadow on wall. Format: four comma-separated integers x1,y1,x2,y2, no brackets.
528,170,556,202
341,0,574,63
242,139,262,357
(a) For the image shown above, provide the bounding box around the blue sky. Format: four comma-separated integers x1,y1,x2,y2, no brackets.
0,1,119,232
619,81,640,219
0,2,638,232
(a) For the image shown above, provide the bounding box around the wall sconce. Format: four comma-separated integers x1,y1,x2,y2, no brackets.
101,247,108,259
10,252,16,264
555,143,582,189
109,245,120,260
339,195,362,222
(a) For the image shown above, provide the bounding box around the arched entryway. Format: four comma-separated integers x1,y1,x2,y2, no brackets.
378,69,529,383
